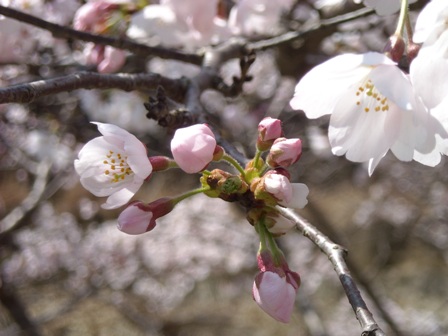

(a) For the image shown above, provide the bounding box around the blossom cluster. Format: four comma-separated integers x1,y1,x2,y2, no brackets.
75,118,308,322
290,0,448,175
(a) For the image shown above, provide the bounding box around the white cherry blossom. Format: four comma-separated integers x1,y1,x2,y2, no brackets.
413,0,448,45
74,122,152,209
290,52,444,175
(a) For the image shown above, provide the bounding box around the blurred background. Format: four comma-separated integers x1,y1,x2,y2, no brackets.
1,0,447,335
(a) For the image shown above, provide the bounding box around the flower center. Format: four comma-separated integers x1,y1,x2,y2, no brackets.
355,79,389,113
103,150,133,183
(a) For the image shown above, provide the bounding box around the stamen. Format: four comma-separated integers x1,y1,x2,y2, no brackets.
355,79,390,113
102,150,133,183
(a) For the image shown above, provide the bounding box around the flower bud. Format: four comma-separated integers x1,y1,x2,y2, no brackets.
149,156,173,172
253,250,300,323
171,124,217,173
267,137,302,168
257,117,283,151
117,198,175,235
383,34,405,63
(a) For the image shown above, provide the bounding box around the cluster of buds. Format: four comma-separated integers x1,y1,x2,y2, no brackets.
74,117,308,322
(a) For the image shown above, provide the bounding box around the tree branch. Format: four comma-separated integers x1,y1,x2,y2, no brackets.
279,207,386,336
0,72,188,104
248,7,375,51
0,5,202,65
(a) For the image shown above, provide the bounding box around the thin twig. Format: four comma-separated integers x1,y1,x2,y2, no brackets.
0,72,188,104
249,7,375,51
0,5,202,65
279,207,386,336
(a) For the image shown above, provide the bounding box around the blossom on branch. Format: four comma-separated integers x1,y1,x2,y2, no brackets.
117,198,175,235
290,52,444,175
171,124,217,174
266,137,302,168
253,249,300,323
74,122,152,209
257,117,283,151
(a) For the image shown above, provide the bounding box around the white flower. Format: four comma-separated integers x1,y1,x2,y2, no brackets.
410,30,448,110
74,122,152,209
413,0,448,45
290,52,442,175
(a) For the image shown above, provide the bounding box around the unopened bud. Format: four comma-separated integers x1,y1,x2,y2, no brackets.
257,117,283,151
267,138,302,168
117,198,175,235
383,35,405,63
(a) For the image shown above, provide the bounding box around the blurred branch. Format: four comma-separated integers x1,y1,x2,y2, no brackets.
249,7,375,51
0,5,202,65
279,207,386,336
0,272,41,336
0,163,69,244
0,72,188,104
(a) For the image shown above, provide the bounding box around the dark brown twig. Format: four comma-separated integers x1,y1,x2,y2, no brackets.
0,5,202,65
0,72,188,104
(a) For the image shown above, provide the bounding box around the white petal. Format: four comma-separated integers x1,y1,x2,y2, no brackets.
280,183,309,209
102,178,144,209
329,83,401,163
290,54,370,118
370,65,415,111
410,32,448,109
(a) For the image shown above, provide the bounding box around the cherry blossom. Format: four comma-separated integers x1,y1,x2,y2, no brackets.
170,124,217,174
290,52,441,175
117,198,175,235
74,122,152,209
258,117,283,143
267,137,302,168
252,250,300,323
263,172,309,210
413,0,448,45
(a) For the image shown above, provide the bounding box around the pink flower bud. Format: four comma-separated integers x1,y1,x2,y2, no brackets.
257,117,283,151
263,172,293,204
149,156,173,172
253,250,300,323
117,198,175,235
170,124,217,173
267,137,302,168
